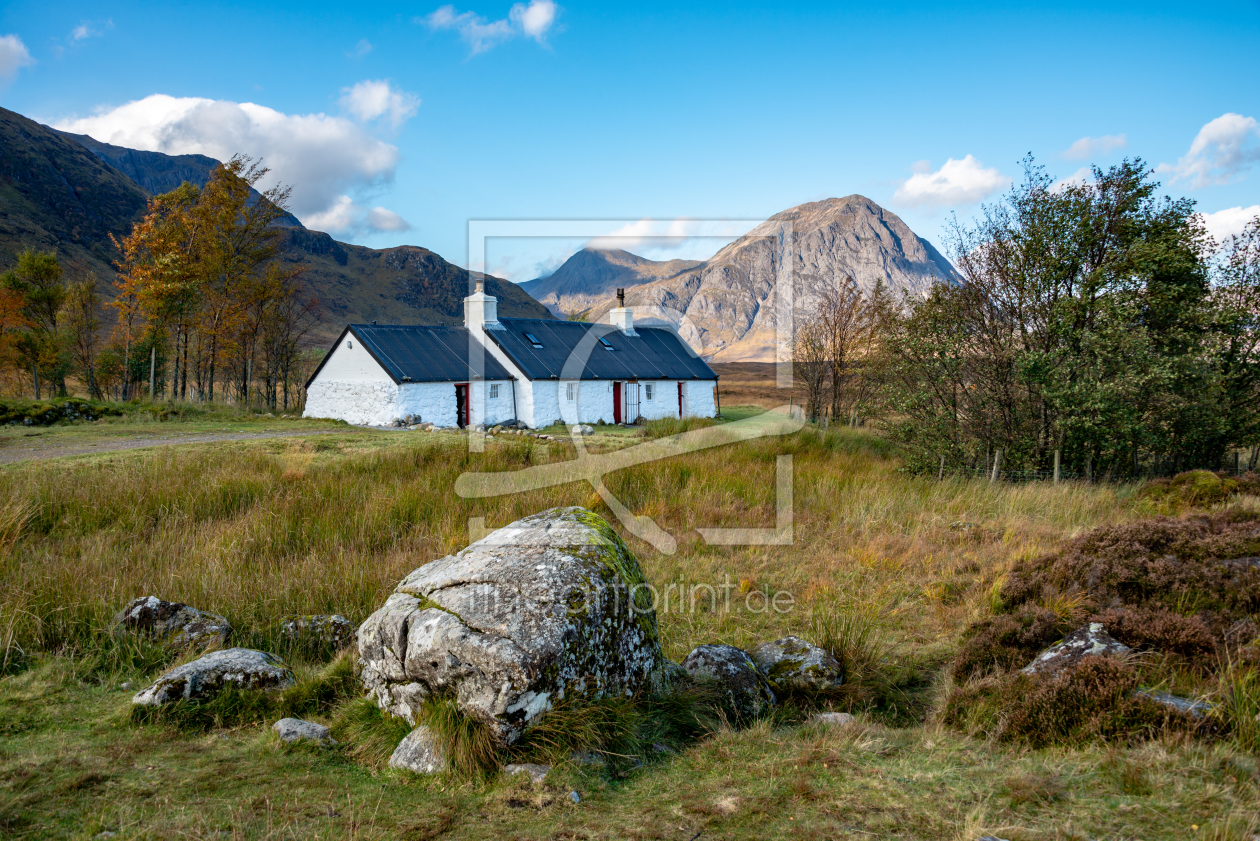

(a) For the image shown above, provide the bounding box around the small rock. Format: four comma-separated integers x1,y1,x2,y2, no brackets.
273,717,336,745
278,614,356,650
750,636,844,694
119,681,132,691
132,648,295,706
650,742,676,754
92,833,118,840
1134,690,1214,718
571,750,606,767
389,725,447,774
568,791,580,804
681,644,775,723
810,711,856,728
505,762,550,784
1021,623,1132,676
111,596,231,650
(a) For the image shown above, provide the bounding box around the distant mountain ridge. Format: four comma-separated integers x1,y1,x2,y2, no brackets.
0,106,551,339
520,248,701,318
532,196,958,361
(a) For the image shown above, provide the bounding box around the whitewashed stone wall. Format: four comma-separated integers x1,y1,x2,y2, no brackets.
470,380,517,427
305,380,400,426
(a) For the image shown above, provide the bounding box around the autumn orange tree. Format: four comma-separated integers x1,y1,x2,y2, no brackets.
111,155,312,403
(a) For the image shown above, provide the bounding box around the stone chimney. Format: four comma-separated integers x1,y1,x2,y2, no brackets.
464,277,502,331
610,287,637,335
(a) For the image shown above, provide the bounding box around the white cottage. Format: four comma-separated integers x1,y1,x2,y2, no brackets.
304,283,720,429
303,324,517,427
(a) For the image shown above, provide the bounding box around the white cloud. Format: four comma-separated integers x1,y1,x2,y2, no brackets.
1062,134,1126,161
0,34,34,83
52,94,401,232
420,0,558,54
1050,166,1094,193
304,197,412,235
586,217,749,261
892,155,1011,208
1158,113,1260,188
1198,205,1260,243
349,38,373,58
339,80,420,130
366,206,411,232
71,20,112,41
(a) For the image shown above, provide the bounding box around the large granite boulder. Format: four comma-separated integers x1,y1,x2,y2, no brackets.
1021,623,1132,676
749,636,844,694
131,648,295,706
681,644,776,723
111,596,231,649
358,507,665,744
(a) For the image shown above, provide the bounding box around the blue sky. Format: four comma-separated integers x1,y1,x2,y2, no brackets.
1,0,1258,280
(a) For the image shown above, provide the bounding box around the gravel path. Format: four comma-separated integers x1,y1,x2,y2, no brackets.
0,428,363,465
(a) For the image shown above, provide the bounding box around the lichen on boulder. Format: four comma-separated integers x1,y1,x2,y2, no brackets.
681,644,775,723
357,507,665,744
1021,623,1132,675
749,636,844,694
278,614,356,651
111,596,231,650
131,648,295,706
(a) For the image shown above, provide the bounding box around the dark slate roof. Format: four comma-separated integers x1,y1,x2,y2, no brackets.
306,324,514,387
485,317,717,381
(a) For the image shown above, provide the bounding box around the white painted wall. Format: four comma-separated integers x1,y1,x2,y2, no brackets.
470,380,517,427
305,379,400,426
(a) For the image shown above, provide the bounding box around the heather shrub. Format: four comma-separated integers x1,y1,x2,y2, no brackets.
951,604,1065,680
1091,607,1218,660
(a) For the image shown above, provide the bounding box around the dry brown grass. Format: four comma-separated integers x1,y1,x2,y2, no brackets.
3,416,1260,839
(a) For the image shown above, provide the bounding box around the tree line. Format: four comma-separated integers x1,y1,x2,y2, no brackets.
794,157,1260,479
0,156,320,410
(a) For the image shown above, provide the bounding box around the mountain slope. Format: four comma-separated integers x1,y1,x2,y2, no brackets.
520,248,701,317
0,106,551,338
0,106,151,277
569,196,958,361
56,130,304,227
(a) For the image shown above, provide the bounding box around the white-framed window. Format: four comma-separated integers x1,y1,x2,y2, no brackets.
566,382,576,401
489,384,500,399
645,383,654,401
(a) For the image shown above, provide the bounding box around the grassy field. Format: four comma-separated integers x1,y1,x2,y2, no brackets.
1,406,1257,839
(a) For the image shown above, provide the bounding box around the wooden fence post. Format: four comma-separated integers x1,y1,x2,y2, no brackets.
939,454,946,481
1053,449,1061,485
990,449,1002,483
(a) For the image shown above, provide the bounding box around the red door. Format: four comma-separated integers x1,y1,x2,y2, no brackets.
612,381,622,424
677,382,684,418
455,383,469,428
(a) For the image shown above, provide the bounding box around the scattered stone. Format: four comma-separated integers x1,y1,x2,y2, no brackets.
92,832,118,840
505,763,550,784
571,750,606,767
681,644,775,722
651,742,676,755
111,596,231,650
568,791,581,804
132,648,295,706
278,614,356,650
1134,690,1214,718
357,507,666,743
1021,623,1132,676
119,681,132,691
273,717,336,745
810,711,856,728
977,837,1011,841
647,659,688,694
389,725,447,774
749,636,844,694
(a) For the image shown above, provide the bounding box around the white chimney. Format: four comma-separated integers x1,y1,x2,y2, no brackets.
610,287,637,335
463,278,502,331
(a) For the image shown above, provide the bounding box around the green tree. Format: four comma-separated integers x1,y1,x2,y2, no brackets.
1,250,69,396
